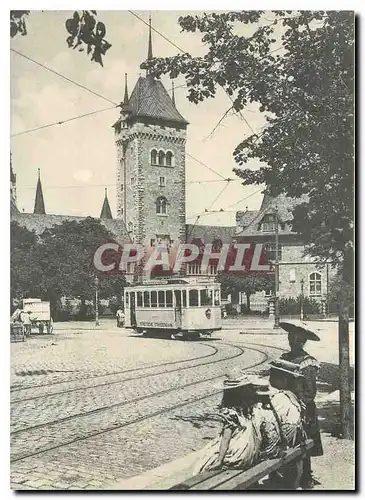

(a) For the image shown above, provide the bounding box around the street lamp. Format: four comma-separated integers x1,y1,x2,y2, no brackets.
94,276,100,327
300,278,304,320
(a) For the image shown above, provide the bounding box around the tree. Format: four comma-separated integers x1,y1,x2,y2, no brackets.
144,11,353,268
33,218,125,318
218,272,274,312
144,11,354,438
10,10,112,66
10,222,42,307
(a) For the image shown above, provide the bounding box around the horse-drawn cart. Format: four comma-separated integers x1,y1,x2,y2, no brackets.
23,298,53,334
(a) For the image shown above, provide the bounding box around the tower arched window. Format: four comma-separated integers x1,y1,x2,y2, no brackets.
151,149,157,165
166,151,173,167
158,150,165,166
128,221,133,233
156,196,168,215
309,272,321,295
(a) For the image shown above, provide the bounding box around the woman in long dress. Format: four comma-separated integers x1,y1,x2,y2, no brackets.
194,373,262,473
270,321,323,489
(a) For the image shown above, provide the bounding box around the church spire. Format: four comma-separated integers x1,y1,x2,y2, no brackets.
33,169,46,215
123,73,129,104
100,188,113,219
171,80,176,106
146,14,153,76
147,14,153,60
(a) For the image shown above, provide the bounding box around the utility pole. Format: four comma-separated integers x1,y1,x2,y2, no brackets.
300,278,304,321
274,207,280,328
95,276,99,327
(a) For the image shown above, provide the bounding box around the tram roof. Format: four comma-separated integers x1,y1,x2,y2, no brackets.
125,278,220,288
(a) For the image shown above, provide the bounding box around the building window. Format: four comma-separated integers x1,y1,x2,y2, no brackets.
266,243,282,261
265,289,274,296
151,149,157,165
131,176,135,186
281,223,286,231
166,151,173,167
309,272,322,295
128,222,133,233
158,150,165,166
121,184,124,192
159,176,166,187
121,208,124,216
156,196,168,215
261,214,276,232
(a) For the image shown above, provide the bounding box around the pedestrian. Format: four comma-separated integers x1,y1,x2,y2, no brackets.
20,309,31,336
116,308,125,328
269,321,323,489
193,370,262,473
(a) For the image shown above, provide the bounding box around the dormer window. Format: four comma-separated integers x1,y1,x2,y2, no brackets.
260,214,275,232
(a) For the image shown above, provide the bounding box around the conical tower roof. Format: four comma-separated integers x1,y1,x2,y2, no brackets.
100,188,113,219
33,169,46,214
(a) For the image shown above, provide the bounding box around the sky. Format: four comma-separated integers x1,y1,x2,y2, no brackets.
10,10,271,226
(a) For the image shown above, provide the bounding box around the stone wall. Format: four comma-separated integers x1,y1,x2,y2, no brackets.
115,121,186,248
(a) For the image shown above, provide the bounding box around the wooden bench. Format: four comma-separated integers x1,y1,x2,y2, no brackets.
170,439,314,490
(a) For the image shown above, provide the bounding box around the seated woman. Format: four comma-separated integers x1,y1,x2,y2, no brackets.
193,371,263,473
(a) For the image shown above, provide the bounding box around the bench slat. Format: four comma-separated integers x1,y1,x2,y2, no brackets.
173,439,313,491
215,442,314,490
170,469,221,490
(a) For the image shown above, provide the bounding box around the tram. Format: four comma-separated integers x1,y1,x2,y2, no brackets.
124,278,222,339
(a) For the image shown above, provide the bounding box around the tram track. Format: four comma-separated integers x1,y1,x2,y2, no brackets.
11,342,245,432
10,340,218,396
11,343,271,463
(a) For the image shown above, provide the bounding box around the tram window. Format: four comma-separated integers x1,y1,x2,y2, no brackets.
214,289,220,306
158,290,165,307
189,289,199,307
166,290,173,307
144,291,150,307
201,289,213,306
137,291,143,307
182,290,187,307
125,293,129,306
151,291,158,307
174,290,181,307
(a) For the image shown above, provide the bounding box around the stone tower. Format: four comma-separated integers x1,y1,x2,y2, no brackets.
112,18,188,250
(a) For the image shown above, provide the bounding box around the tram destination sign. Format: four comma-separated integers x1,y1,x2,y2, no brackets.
93,241,275,277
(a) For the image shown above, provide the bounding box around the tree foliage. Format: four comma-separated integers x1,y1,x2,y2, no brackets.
143,11,354,272
10,218,125,309
10,10,111,66
10,222,42,302
218,272,274,297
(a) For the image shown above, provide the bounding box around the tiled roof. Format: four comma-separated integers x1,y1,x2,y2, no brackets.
236,210,260,228
127,76,188,125
185,224,235,244
235,193,309,237
11,213,128,240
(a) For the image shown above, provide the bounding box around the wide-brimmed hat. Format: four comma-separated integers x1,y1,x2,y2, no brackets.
279,320,320,341
216,369,256,391
250,377,273,395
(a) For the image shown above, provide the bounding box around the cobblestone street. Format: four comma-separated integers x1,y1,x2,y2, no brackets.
10,319,354,490
10,321,277,490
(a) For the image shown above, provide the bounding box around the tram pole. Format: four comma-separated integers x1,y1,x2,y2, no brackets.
94,276,99,327
274,207,280,328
